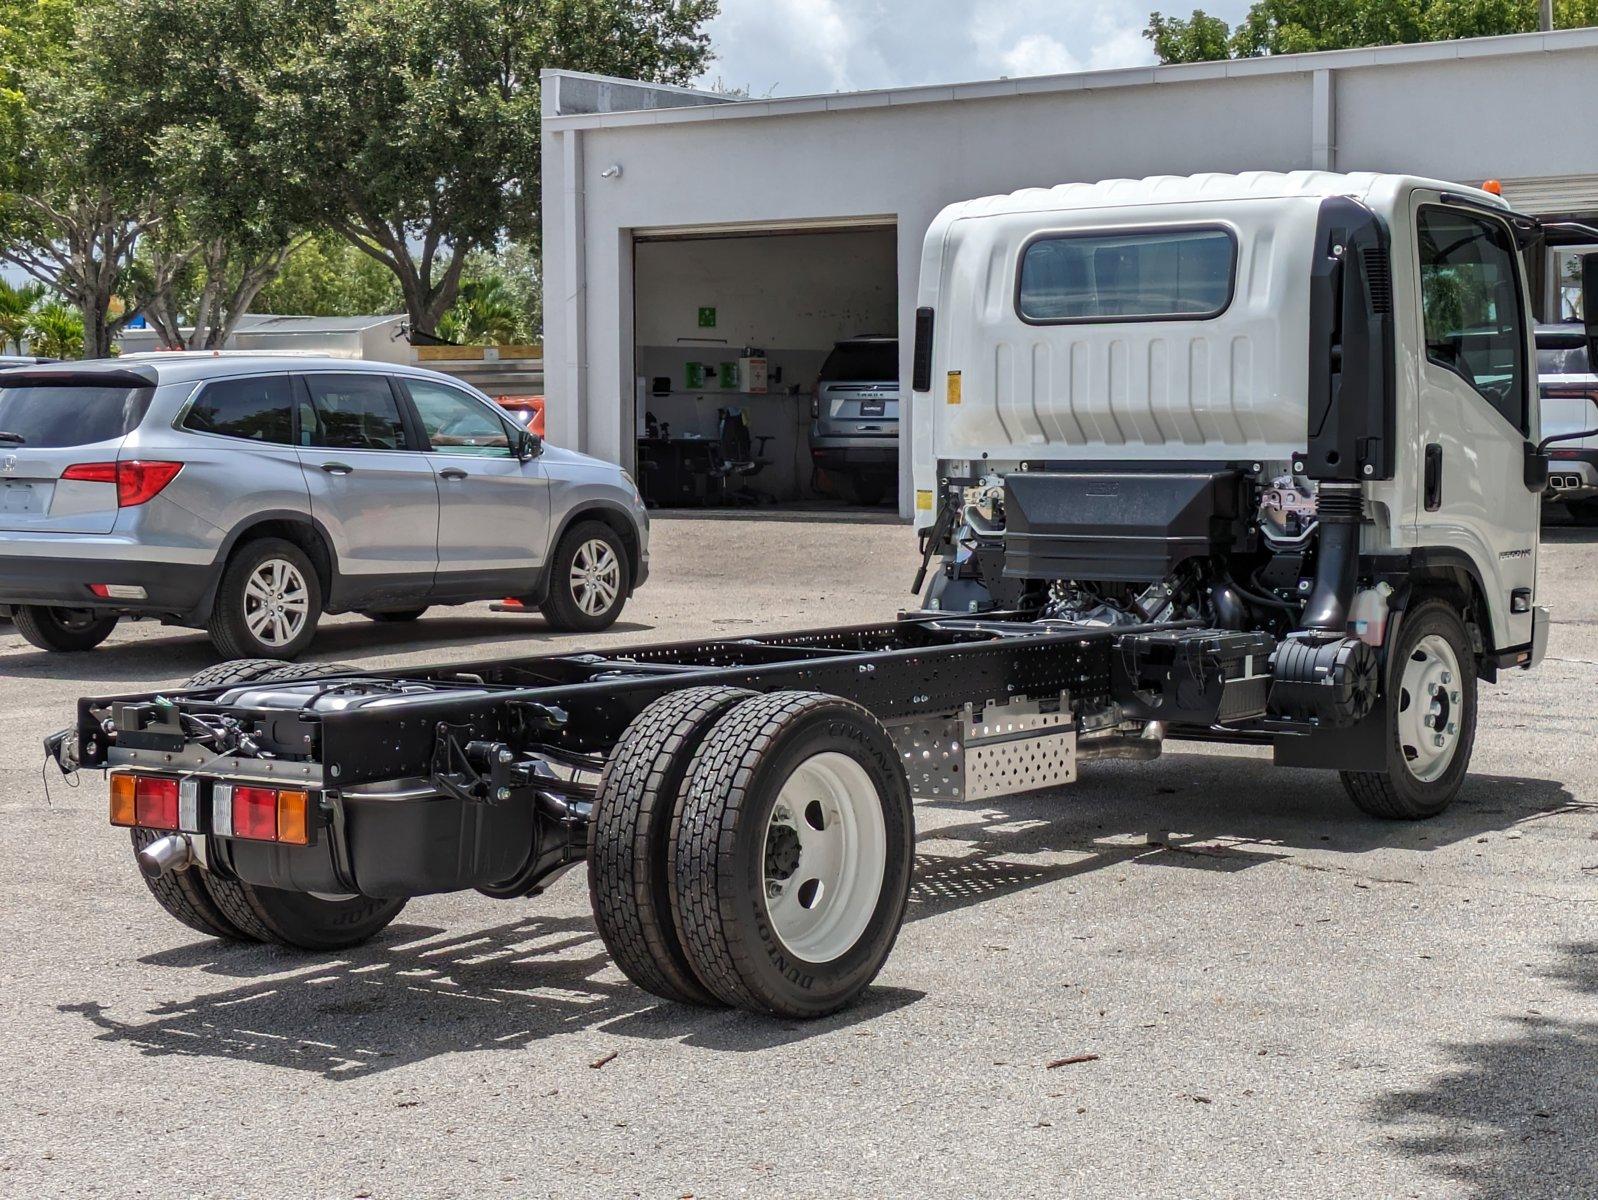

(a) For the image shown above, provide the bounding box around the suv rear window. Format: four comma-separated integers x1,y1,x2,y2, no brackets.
183,375,293,443
820,343,897,383
1017,226,1236,323
0,384,151,448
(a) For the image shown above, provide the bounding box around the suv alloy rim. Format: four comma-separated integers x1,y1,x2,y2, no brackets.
1397,633,1463,783
244,559,311,648
760,751,888,963
570,538,621,617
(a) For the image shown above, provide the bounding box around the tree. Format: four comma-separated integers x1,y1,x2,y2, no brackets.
0,0,157,358
86,0,317,349
0,277,44,353
262,0,717,340
439,274,523,345
1146,0,1598,62
25,300,84,358
253,235,404,317
1145,10,1233,63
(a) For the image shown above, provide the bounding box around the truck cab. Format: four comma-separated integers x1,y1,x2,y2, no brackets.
911,171,1596,816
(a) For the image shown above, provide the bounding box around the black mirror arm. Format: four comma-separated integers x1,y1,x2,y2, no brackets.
1537,427,1598,454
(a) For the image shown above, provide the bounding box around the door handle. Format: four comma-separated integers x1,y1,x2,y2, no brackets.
320,462,354,476
1423,443,1443,511
438,468,469,481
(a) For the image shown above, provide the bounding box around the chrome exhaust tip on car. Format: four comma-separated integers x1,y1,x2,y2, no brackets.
136,833,193,879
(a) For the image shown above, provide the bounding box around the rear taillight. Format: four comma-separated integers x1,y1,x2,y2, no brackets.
62,460,183,507
211,783,313,845
811,384,821,420
109,773,184,830
110,774,313,843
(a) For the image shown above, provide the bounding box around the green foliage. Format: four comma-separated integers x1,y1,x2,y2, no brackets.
252,235,403,317
1147,0,1598,62
259,0,717,337
1145,10,1234,63
0,277,45,352
25,300,84,358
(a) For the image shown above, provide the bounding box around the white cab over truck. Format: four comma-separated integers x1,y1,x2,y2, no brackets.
55,172,1598,1018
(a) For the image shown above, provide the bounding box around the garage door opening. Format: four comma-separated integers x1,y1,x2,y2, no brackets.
631,224,899,509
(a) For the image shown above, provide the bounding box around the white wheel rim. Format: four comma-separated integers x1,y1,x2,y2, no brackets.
760,751,887,964
569,539,621,617
1396,633,1464,783
243,558,310,648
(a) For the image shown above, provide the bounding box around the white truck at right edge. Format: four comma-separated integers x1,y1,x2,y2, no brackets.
912,171,1597,818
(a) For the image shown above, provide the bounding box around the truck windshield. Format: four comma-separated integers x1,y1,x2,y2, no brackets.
1017,227,1235,323
0,384,152,447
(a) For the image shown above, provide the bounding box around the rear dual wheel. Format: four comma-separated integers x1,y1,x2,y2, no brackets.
590,689,914,1018
131,659,405,949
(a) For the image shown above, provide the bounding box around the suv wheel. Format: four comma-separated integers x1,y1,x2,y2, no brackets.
539,521,630,632
207,538,323,660
12,605,119,652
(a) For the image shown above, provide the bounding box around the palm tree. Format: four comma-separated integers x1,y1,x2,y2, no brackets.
439,275,523,345
25,302,86,359
0,279,46,354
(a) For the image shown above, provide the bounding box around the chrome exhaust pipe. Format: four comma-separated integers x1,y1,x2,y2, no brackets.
136,834,193,879
1078,722,1164,762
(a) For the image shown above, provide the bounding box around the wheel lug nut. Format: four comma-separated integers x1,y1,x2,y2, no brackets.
1449,691,1460,703
765,881,781,899
1446,723,1457,735
1433,734,1445,747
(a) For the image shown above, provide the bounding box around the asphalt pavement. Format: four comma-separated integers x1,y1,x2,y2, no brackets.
1,510,1593,1199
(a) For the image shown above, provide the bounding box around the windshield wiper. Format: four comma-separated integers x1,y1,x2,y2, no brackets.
0,431,25,444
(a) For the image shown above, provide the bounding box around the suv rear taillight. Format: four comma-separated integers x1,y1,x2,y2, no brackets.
62,460,183,507
811,384,821,420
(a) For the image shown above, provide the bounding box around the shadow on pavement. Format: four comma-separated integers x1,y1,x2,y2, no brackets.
57,752,1581,1077
1,616,654,685
1368,940,1597,1199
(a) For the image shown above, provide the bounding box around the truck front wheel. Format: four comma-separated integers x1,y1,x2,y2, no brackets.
1341,597,1478,820
670,691,914,1018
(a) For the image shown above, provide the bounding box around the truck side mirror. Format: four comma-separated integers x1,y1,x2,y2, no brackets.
1583,253,1598,368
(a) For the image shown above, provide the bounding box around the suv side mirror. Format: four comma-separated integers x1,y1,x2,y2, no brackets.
516,429,542,461
1583,253,1598,368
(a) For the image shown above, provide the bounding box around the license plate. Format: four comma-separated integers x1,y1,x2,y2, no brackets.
1,482,39,513
860,399,885,417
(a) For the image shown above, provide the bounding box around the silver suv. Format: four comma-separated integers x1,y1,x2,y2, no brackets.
809,336,898,506
0,356,648,658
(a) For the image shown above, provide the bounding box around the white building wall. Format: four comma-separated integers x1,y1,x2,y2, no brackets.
542,30,1598,514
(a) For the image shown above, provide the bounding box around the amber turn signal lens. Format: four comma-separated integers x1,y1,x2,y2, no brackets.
276,790,312,846
109,774,137,827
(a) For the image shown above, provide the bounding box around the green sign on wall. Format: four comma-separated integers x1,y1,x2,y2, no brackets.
697,306,717,328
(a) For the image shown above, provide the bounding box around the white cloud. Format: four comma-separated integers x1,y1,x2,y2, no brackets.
999,33,1083,78
697,0,1253,97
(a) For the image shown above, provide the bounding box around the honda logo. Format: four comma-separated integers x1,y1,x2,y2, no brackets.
1,454,15,474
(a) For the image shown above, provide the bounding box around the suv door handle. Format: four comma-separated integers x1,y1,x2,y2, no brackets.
320,461,354,476
438,467,469,481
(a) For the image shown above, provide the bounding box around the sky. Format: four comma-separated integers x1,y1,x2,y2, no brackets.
694,0,1256,97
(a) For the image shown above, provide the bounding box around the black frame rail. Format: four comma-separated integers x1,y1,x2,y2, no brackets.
76,614,1201,787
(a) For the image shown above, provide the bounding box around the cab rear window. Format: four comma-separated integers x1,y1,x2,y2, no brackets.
1537,342,1592,375
1017,226,1236,324
0,384,151,448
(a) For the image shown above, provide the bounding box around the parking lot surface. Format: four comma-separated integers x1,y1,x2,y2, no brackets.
1,511,1594,1199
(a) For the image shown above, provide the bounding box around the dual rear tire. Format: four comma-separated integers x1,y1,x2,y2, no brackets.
589,688,914,1018
131,659,406,950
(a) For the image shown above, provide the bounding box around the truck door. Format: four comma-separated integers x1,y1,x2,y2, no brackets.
1408,197,1538,649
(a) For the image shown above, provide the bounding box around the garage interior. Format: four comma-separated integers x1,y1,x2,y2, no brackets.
631,224,898,508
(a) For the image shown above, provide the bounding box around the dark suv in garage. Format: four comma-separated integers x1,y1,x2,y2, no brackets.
0,356,649,658
810,336,898,505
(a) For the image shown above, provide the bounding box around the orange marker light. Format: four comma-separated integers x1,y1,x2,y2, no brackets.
276,790,312,846
1482,179,1503,196
109,774,137,827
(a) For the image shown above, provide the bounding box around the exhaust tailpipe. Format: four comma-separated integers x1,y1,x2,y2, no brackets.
1078,722,1164,762
136,834,193,880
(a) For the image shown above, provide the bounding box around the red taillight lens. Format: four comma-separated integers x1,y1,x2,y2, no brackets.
62,460,182,507
116,460,183,506
233,786,279,841
62,462,117,484
134,776,180,830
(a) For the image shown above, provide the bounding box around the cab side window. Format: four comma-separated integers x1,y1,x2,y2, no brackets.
406,379,513,457
1417,207,1528,433
183,375,293,444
